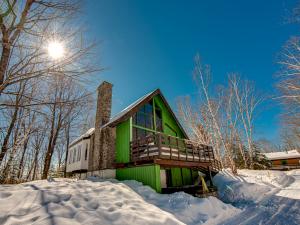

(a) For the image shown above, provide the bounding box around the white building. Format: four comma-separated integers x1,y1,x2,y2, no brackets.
66,128,94,173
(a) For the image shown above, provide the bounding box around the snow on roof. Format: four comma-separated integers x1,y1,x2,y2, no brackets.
69,127,95,147
263,150,300,160
101,89,157,128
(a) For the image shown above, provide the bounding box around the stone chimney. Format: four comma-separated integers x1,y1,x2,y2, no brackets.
95,81,113,126
89,81,115,171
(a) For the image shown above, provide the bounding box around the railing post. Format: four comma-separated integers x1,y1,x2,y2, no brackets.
176,137,180,160
211,146,215,159
136,139,140,162
192,145,195,161
169,135,172,159
184,141,188,161
157,133,162,158
147,136,150,159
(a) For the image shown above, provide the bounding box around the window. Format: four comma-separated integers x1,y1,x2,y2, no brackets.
77,145,81,161
132,100,165,141
133,102,154,130
68,150,72,164
281,160,287,165
85,144,88,160
132,127,154,140
73,147,77,163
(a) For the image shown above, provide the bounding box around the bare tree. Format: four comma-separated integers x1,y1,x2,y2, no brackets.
229,75,264,168
41,75,90,179
178,54,263,172
0,0,98,95
0,1,100,182
278,37,300,143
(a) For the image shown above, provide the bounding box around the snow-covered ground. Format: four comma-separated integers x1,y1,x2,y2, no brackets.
0,169,299,225
213,169,300,225
0,177,238,225
120,179,239,225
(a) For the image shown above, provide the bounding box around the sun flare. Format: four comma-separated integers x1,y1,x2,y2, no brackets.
47,41,64,59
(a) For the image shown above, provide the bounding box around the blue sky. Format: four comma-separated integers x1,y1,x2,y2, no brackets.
83,0,299,143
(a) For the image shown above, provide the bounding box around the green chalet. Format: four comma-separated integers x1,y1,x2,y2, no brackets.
66,81,221,196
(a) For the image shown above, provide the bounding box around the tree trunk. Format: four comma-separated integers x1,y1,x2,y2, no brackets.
42,107,61,179
0,33,11,93
17,137,29,179
0,106,19,165
32,147,39,181
64,123,70,177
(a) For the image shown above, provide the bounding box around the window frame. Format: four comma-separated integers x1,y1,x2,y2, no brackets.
85,143,88,160
77,145,81,161
132,99,161,141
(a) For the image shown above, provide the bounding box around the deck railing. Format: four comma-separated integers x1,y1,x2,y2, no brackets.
130,132,221,171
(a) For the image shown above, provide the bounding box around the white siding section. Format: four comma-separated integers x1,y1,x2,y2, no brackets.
66,138,90,173
160,169,167,188
87,169,116,179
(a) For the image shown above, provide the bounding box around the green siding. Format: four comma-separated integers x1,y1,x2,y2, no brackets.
116,165,161,192
170,168,195,187
171,168,182,186
182,168,192,185
153,95,185,138
116,119,131,163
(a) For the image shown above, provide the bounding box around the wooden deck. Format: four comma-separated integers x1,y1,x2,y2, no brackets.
130,133,221,172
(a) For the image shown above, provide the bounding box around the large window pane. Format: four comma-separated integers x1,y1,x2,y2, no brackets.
145,115,153,129
145,103,153,114
133,101,154,130
137,112,145,127
132,127,155,140
137,128,146,139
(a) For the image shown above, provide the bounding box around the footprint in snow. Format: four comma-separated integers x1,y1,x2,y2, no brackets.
0,192,12,199
115,202,123,208
87,202,99,210
108,206,116,212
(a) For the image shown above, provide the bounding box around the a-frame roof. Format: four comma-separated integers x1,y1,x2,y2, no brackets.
103,89,189,139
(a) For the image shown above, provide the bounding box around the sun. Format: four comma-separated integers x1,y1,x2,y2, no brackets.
47,41,65,59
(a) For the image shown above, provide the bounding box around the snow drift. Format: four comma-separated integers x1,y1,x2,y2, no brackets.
0,179,183,225
213,169,292,204
0,177,239,225
213,169,300,225
121,179,240,225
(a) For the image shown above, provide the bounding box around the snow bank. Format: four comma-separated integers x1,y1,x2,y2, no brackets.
0,177,240,225
276,169,300,200
213,169,300,225
213,169,293,205
0,178,183,225
121,180,240,225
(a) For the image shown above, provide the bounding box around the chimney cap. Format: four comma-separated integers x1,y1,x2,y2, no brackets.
97,81,113,90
